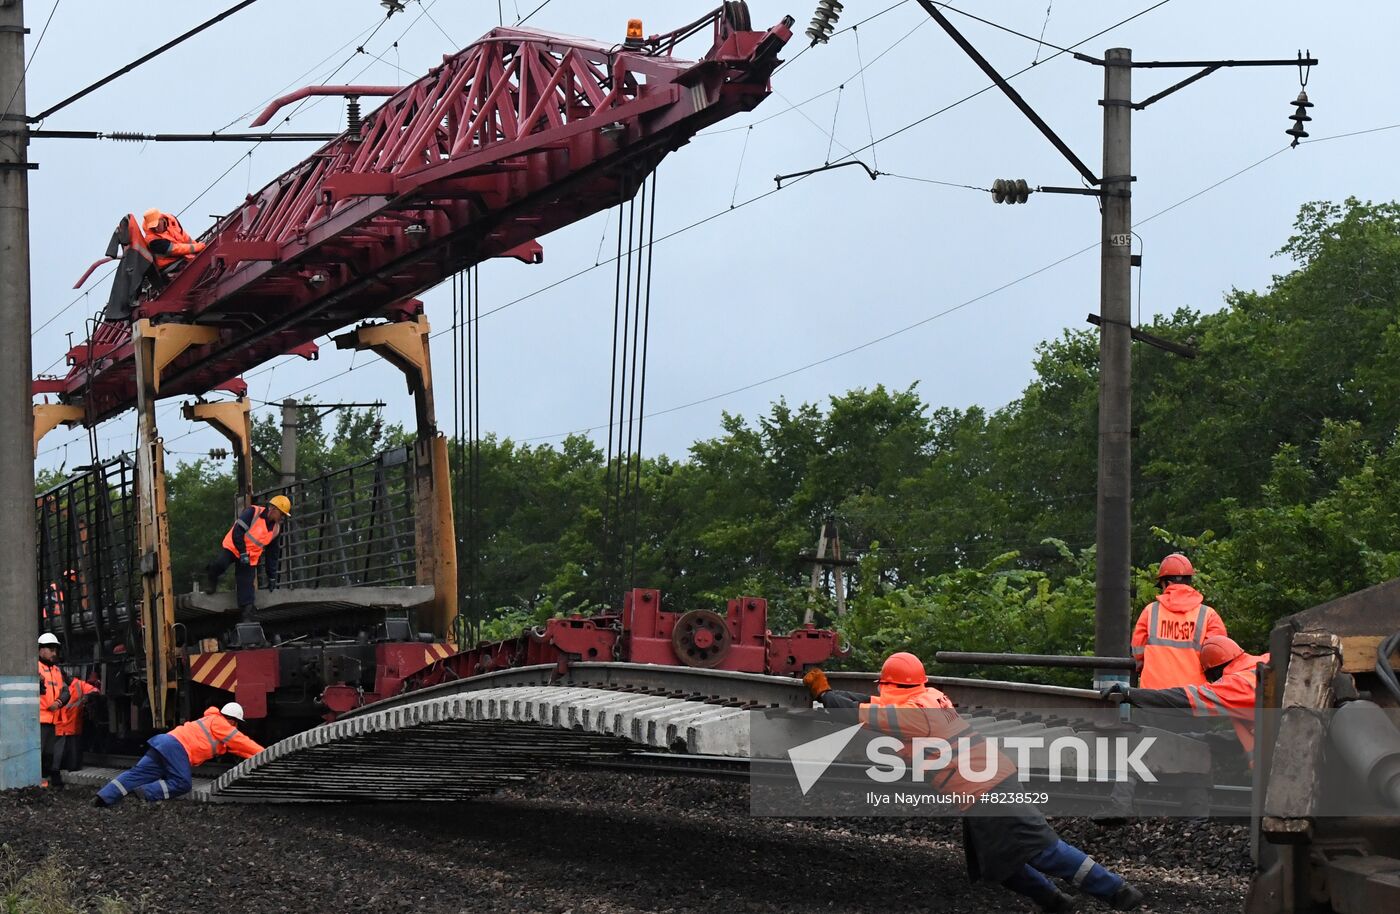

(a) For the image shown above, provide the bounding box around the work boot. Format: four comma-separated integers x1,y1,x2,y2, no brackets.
1108,883,1145,910
1038,889,1077,912
92,796,108,808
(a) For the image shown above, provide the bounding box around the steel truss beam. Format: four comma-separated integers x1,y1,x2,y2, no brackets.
36,9,792,424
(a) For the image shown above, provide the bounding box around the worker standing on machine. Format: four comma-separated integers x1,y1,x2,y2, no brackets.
37,633,70,789
1103,635,1269,757
205,495,290,622
94,703,263,806
804,653,1146,912
1131,553,1228,688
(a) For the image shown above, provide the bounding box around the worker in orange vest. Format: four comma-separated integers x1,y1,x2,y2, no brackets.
37,633,71,789
805,653,1145,912
141,208,205,270
1104,635,1269,757
205,495,290,622
55,674,100,773
95,703,264,806
1130,553,1228,689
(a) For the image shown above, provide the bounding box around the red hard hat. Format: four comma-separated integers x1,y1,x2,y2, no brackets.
879,651,927,687
1200,635,1243,670
1156,552,1195,579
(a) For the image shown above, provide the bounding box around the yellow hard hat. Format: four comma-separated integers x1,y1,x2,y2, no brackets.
268,494,292,516
141,208,164,230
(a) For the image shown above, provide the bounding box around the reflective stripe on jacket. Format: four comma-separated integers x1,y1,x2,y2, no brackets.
38,661,65,725
221,505,280,565
858,686,1016,808
168,706,265,767
1185,651,1268,754
1131,584,1227,689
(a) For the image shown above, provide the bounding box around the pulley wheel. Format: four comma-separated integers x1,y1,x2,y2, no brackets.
671,609,732,668
723,1,752,33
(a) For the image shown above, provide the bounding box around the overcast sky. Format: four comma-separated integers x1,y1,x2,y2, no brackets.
24,1,1398,477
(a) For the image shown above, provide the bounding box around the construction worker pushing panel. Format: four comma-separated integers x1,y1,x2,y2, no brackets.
804,653,1146,912
1131,553,1228,689
94,703,264,806
205,494,290,622
1104,635,1269,757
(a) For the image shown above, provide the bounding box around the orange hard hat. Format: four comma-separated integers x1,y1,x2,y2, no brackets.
1200,635,1244,670
879,651,927,687
1156,552,1195,579
141,208,164,230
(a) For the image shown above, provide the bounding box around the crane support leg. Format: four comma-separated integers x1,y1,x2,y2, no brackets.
334,316,457,643
132,322,185,727
182,399,254,506
32,404,85,455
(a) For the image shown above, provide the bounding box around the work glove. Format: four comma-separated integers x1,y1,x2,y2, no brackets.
238,552,251,566
1098,682,1131,703
192,241,207,254
802,667,831,699
56,684,71,707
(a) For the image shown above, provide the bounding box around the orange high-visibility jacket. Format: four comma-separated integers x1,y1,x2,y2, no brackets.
55,679,98,738
859,685,1016,809
1183,651,1268,754
145,213,203,269
168,707,264,767
37,660,65,725
1131,584,1227,688
221,505,281,565
1129,651,1268,755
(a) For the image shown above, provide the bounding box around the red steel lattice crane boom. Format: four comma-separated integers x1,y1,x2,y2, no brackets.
35,7,793,423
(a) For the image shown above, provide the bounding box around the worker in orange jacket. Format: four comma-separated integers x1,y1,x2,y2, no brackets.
1131,553,1228,689
805,653,1145,912
37,633,71,789
141,208,205,270
205,494,290,622
55,675,100,772
95,703,264,806
1104,635,1269,757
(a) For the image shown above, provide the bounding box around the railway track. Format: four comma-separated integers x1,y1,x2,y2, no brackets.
70,665,1247,813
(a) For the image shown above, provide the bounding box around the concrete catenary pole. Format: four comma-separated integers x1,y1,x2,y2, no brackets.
279,398,298,487
0,0,40,789
1094,48,1134,688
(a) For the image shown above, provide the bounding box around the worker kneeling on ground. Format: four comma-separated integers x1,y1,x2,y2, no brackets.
1131,553,1228,689
206,495,289,622
94,703,263,806
805,653,1146,912
1103,635,1269,757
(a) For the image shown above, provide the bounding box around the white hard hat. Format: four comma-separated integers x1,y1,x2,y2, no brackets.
37,633,60,646
220,702,245,722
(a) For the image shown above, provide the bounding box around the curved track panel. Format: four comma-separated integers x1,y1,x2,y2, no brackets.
212,686,749,802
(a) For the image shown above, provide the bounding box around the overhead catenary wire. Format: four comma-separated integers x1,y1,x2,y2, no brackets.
30,0,266,123
40,116,1395,466
513,128,1377,446
0,0,62,156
